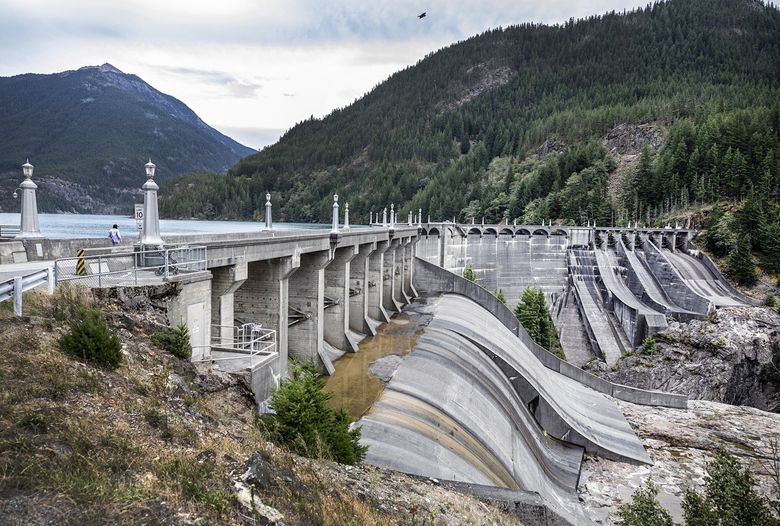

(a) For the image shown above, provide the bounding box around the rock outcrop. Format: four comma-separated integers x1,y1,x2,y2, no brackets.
589,307,780,412
580,399,780,525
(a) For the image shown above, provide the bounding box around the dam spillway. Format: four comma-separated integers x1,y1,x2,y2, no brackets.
358,293,652,524
416,225,755,366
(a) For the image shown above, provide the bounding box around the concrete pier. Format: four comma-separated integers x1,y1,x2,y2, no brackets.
349,242,377,336
324,245,360,353
383,238,403,313
288,250,331,369
210,262,247,343
234,256,299,377
368,240,391,324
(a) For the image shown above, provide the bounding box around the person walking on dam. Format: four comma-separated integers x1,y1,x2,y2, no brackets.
108,224,122,245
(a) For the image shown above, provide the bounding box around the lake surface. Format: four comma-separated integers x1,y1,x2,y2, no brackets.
0,213,341,239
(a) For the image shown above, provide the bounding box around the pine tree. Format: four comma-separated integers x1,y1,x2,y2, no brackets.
727,236,757,286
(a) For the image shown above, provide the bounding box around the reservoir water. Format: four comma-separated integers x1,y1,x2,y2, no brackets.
0,213,340,239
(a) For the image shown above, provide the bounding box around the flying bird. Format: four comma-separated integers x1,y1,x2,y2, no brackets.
418,12,426,19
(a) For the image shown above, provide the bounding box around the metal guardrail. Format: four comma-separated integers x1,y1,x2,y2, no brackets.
192,323,277,369
0,224,21,239
0,267,54,315
54,245,207,288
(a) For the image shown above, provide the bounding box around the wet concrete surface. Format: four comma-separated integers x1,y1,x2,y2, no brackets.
323,296,435,419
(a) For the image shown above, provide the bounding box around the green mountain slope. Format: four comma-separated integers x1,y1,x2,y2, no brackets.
0,64,254,213
160,0,780,226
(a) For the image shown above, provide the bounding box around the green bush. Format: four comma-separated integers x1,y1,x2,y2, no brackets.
495,288,507,304
682,453,780,526
265,362,367,465
641,337,658,355
152,324,192,360
617,479,673,526
765,293,777,309
463,264,476,282
59,307,122,369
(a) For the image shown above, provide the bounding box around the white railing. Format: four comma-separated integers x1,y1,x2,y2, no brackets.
54,245,207,288
0,267,54,315
193,323,277,369
0,224,20,239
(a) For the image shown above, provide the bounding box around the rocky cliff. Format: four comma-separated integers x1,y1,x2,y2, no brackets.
588,307,780,413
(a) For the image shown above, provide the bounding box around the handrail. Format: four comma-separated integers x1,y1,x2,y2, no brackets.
0,267,54,315
54,245,207,287
192,323,277,369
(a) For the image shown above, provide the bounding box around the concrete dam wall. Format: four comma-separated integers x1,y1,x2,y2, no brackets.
416,226,751,366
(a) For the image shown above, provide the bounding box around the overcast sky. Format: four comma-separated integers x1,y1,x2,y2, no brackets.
0,0,647,150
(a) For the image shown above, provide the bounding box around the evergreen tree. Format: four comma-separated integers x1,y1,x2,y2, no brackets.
463,264,476,282
617,479,673,526
514,287,564,358
496,288,507,304
727,236,758,286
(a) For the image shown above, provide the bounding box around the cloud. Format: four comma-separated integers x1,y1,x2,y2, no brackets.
0,0,650,150
156,66,264,98
217,126,286,150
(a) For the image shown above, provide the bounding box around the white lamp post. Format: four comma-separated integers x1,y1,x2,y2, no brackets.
16,160,43,239
140,159,163,246
265,193,273,230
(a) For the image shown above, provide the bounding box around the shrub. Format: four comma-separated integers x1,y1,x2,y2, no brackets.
59,307,122,369
41,282,93,321
265,362,367,465
641,337,658,355
495,288,507,304
617,479,673,526
463,264,476,282
765,293,777,308
620,454,780,526
152,323,192,360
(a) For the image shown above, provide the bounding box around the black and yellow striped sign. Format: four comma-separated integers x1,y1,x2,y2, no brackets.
76,249,86,276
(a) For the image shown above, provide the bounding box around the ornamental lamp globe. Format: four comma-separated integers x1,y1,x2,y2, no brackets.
145,159,156,179
22,159,33,179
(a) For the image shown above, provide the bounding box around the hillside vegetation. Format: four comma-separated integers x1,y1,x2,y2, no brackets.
161,0,780,232
0,64,254,214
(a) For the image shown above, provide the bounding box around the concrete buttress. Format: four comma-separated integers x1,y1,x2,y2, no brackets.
368,240,391,324
234,256,299,377
324,245,361,353
288,250,333,372
349,242,377,336
383,238,404,313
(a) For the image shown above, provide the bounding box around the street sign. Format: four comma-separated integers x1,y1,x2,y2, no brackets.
135,204,144,232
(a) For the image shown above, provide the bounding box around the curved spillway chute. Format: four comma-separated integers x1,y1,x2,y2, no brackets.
359,322,591,524
661,248,751,307
430,294,652,465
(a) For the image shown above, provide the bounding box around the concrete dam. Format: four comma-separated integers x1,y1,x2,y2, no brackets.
416,223,756,366
12,214,747,525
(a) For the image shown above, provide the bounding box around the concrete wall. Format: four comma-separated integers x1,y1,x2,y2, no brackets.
349,242,376,335
234,256,298,376
163,273,213,361
288,250,330,366
413,258,687,409
210,263,247,343
367,241,390,323
324,246,358,352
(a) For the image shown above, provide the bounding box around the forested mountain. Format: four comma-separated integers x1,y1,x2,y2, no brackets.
161,0,780,231
0,64,254,213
